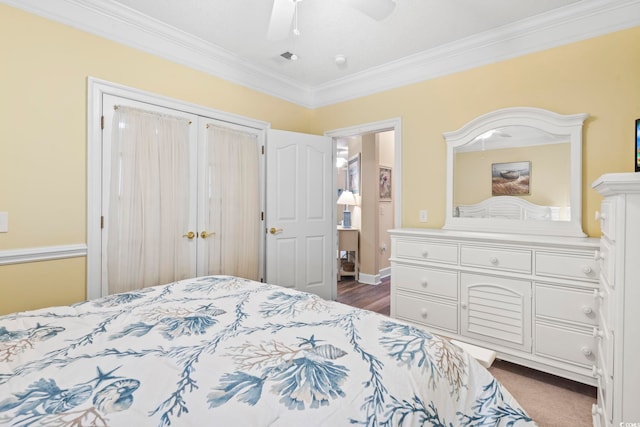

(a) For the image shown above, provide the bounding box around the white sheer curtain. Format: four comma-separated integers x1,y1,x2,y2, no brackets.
206,124,260,280
107,106,192,294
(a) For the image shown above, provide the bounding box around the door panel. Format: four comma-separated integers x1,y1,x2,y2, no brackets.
266,130,334,299
100,94,264,295
196,118,264,281
101,94,198,295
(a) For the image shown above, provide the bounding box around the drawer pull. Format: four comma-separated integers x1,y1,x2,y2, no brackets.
582,265,592,275
461,302,467,309
592,404,603,416
593,327,604,339
420,308,428,318
489,256,499,265
591,365,603,378
422,250,429,258
582,306,593,315
421,279,428,288
594,250,605,261
581,347,593,357
593,289,604,300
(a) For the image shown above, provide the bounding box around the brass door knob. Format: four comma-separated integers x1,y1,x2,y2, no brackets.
200,231,215,239
269,227,283,235
182,231,196,239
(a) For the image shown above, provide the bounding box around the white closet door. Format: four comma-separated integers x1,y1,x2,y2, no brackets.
101,94,198,295
197,118,264,281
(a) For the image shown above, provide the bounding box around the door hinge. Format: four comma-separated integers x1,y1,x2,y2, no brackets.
101,115,104,130
261,145,265,155
100,216,104,229
261,211,264,221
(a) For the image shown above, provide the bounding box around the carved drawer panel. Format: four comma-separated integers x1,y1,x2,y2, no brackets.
536,251,600,283
460,273,531,351
393,264,458,299
460,245,531,273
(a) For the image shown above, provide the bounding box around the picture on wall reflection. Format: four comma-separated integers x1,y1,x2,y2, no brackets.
492,161,530,196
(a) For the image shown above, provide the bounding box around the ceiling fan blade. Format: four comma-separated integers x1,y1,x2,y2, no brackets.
267,0,296,40
343,0,396,20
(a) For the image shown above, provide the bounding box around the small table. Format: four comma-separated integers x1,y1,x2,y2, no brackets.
337,227,359,281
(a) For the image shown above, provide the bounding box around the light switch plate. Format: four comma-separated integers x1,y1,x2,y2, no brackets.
0,212,7,232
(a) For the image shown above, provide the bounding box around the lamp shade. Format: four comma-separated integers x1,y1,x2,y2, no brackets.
337,190,356,206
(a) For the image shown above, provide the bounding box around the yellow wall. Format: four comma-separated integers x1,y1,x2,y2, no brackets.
311,27,640,233
0,5,311,314
1,3,638,314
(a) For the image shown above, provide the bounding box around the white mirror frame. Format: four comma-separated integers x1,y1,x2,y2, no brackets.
443,107,588,237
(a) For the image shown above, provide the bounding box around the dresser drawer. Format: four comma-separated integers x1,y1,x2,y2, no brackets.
395,293,457,332
535,323,597,367
461,245,531,273
393,264,457,299
595,284,611,332
596,374,614,425
598,199,617,242
535,284,598,326
596,320,614,379
597,239,615,288
536,251,599,283
395,240,458,264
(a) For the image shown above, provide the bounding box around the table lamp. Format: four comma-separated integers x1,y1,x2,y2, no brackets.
337,190,356,228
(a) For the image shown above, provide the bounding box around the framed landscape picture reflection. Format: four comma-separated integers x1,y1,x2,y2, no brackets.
348,153,361,195
492,161,530,196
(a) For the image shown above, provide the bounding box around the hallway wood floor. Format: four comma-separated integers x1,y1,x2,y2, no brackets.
336,276,389,316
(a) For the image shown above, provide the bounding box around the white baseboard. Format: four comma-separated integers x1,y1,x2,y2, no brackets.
0,244,87,265
358,267,390,286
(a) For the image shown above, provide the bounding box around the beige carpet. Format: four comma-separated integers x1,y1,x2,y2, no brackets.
489,360,596,426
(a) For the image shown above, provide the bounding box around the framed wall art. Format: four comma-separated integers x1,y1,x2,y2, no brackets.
379,166,392,200
348,153,361,195
492,161,530,196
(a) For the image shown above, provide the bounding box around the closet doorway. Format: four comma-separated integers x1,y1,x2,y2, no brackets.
87,78,336,301
88,79,267,298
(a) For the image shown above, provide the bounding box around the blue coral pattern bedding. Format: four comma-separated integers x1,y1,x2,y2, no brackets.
0,276,535,426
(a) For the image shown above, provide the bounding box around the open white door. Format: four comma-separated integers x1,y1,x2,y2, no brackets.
266,130,334,299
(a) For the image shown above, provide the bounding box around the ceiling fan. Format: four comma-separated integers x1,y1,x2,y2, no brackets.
267,0,397,40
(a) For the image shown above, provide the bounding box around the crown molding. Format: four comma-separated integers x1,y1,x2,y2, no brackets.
313,0,640,106
3,0,639,108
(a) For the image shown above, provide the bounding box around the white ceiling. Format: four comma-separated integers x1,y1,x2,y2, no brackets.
109,0,583,86
4,0,640,107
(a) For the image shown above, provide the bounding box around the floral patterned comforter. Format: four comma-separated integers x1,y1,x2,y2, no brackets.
0,275,536,426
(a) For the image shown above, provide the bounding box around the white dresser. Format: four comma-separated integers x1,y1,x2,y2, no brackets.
591,173,640,426
389,228,601,385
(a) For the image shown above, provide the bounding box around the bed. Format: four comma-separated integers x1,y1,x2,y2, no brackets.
0,275,535,426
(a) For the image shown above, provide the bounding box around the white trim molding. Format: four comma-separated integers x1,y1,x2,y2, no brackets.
0,244,87,266
2,0,639,108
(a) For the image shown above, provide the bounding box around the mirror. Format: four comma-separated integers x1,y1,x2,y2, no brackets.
443,107,588,237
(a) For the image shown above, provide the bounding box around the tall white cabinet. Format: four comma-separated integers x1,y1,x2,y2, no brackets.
591,172,640,427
